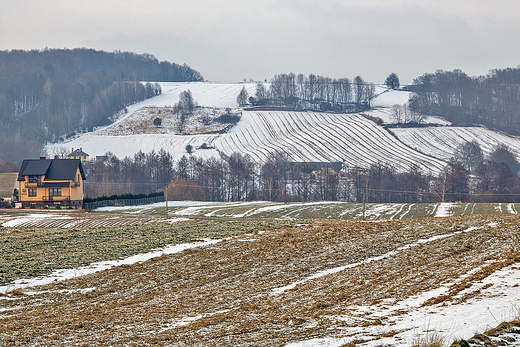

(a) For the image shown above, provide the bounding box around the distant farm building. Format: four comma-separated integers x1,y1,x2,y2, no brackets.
293,162,343,173
67,148,89,161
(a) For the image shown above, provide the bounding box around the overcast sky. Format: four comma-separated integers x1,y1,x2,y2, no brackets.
1,0,520,83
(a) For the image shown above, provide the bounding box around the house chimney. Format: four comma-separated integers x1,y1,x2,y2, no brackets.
54,155,58,159
71,148,74,153
80,147,82,151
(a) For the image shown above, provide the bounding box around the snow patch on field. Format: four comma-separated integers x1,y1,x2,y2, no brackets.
159,309,232,332
273,225,481,295
95,200,217,212
0,239,220,295
435,202,455,217
2,213,71,227
286,264,520,346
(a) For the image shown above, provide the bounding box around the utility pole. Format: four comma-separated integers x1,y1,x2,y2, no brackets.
349,166,368,220
362,172,368,220
165,182,168,219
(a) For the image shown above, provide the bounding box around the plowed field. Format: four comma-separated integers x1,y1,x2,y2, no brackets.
1,214,519,346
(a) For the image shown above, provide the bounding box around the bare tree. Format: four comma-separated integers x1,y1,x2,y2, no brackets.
392,104,403,124
490,144,520,174
237,86,249,107
255,82,267,100
433,167,449,203
178,90,195,115
49,146,70,159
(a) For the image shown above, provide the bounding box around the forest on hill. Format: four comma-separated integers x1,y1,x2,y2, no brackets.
0,48,203,162
410,67,520,134
246,73,376,112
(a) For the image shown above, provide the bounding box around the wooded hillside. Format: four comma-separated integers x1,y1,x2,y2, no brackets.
0,48,203,162
410,68,520,134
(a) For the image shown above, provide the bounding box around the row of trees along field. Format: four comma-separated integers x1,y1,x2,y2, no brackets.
244,73,375,112
410,67,520,135
82,142,520,203
0,48,203,162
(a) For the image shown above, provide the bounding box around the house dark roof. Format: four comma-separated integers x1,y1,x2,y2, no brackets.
68,148,89,157
18,158,86,181
18,159,52,177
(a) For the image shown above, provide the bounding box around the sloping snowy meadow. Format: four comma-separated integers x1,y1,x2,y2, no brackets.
45,81,520,175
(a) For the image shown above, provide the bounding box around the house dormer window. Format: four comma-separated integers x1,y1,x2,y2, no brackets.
28,175,38,183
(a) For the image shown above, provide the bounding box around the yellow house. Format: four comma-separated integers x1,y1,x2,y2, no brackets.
17,157,86,209
67,148,89,161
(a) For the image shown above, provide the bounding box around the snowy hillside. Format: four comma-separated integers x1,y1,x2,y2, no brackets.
46,81,520,172
213,111,446,172
392,126,520,162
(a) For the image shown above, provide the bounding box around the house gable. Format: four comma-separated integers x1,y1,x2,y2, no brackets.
67,148,89,161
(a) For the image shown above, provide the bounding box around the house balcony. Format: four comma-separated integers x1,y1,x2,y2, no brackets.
42,196,70,202
26,182,43,187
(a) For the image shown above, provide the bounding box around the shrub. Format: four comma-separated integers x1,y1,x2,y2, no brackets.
217,114,240,124
411,332,445,347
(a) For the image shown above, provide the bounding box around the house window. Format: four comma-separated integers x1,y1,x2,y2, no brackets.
49,188,62,196
28,189,37,197
28,175,38,183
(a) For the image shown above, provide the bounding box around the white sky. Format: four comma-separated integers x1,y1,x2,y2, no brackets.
1,0,520,83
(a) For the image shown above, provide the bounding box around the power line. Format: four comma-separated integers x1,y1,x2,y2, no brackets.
84,181,520,197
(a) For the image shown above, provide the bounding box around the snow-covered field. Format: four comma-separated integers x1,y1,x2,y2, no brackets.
213,110,446,171
47,109,449,170
45,82,455,172
392,126,520,162
44,80,520,175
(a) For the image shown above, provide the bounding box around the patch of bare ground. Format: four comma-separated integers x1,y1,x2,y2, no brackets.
450,321,520,346
98,106,234,136
1,215,519,346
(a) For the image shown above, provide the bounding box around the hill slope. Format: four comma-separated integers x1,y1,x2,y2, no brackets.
392,126,520,162
0,49,204,162
47,82,520,173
